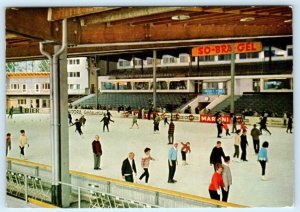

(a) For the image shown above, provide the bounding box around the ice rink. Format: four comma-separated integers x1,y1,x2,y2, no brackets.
6,113,294,207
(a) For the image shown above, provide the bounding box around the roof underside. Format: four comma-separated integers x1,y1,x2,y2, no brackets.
6,6,293,61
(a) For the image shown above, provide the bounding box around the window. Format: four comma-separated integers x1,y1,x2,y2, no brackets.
179,55,189,63
35,84,40,92
218,54,232,61
18,99,26,105
42,99,50,108
146,58,153,65
199,55,214,62
10,84,19,89
264,79,291,90
42,83,50,89
76,59,80,65
239,52,259,59
287,48,293,56
264,49,276,57
69,84,80,89
22,84,27,92
133,59,142,66
119,60,131,67
68,72,80,77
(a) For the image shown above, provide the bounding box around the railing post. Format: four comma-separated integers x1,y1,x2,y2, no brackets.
35,166,39,176
107,181,111,193
25,174,28,202
155,192,159,206
7,160,12,170
78,187,81,208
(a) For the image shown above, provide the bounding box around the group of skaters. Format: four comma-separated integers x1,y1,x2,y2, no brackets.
209,139,270,202
6,129,29,160
68,110,115,135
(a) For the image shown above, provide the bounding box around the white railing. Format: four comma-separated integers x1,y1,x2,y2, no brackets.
6,89,50,95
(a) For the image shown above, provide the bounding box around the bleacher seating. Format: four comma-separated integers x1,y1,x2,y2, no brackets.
216,92,293,116
74,93,197,111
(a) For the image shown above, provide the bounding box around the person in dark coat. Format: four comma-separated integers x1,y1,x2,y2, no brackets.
250,124,261,154
68,112,73,125
240,130,248,161
231,114,237,133
70,118,83,135
259,116,271,135
216,117,223,138
121,152,137,182
286,114,293,133
100,114,113,132
210,141,226,171
92,135,102,170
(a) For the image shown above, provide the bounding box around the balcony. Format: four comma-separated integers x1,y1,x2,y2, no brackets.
6,89,50,95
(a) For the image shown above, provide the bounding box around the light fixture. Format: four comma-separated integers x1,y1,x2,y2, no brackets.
171,14,190,21
240,17,255,22
284,19,292,23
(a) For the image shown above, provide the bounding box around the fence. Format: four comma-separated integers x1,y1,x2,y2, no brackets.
6,157,247,208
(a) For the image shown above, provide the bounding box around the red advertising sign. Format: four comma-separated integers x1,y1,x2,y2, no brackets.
192,42,262,56
200,114,231,124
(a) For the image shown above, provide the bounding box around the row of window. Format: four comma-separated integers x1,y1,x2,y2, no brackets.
9,83,80,91
68,59,80,65
68,72,80,77
118,48,293,67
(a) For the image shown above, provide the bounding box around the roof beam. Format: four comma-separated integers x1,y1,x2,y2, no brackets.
81,7,184,26
48,7,117,21
6,8,53,41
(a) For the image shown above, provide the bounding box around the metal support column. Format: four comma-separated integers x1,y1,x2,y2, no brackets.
153,50,157,109
230,43,236,113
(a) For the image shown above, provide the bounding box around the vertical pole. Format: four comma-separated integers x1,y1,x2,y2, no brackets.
95,69,99,109
153,50,157,109
78,188,81,208
230,43,235,113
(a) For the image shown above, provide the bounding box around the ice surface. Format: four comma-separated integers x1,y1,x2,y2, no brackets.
6,113,294,207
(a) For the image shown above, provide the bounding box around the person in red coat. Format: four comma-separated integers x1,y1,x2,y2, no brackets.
208,163,225,200
92,135,102,170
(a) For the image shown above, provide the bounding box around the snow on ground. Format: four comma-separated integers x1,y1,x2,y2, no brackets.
6,113,294,207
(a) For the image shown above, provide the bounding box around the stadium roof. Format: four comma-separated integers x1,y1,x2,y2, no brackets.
6,6,292,60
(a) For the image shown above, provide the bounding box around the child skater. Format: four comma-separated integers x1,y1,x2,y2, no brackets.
181,142,191,165
222,122,231,136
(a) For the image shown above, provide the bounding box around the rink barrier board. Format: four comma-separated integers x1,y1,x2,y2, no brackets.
6,157,247,208
28,198,59,208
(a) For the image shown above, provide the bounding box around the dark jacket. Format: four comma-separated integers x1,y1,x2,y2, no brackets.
210,147,225,164
121,158,137,176
168,122,175,134
240,134,248,148
250,128,261,140
92,140,102,155
100,116,110,125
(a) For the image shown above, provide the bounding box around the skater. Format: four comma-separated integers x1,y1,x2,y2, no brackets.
250,124,261,155
121,152,137,183
79,115,86,126
153,114,161,133
6,133,12,156
19,130,28,160
163,113,169,126
286,114,293,133
130,114,139,129
68,112,73,125
222,122,231,136
231,114,237,133
100,114,113,132
209,141,226,170
180,142,191,165
240,122,247,132
168,143,178,183
139,147,155,183
208,163,225,201
221,156,232,202
8,106,14,119
216,116,223,138
92,135,102,170
71,118,83,135
257,141,269,180
106,110,114,123
259,116,271,135
168,119,175,144
233,129,241,162
240,130,249,161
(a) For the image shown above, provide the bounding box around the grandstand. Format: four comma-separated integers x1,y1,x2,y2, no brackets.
73,93,197,111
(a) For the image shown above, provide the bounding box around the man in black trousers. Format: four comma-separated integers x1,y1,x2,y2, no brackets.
121,152,137,182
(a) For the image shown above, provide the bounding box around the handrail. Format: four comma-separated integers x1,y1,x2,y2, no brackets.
6,157,248,208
